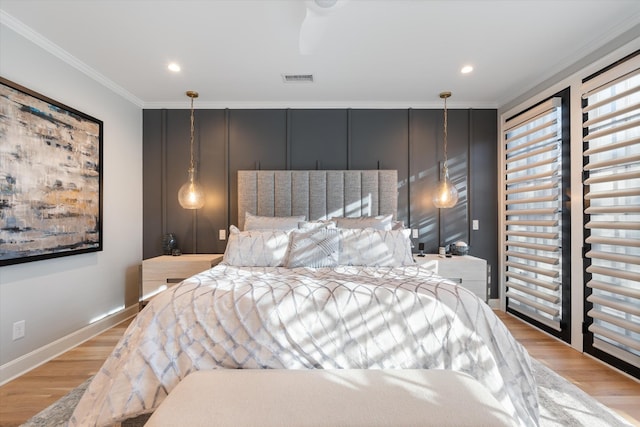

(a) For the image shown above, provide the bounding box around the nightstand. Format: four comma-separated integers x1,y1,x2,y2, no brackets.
140,254,223,308
413,254,488,302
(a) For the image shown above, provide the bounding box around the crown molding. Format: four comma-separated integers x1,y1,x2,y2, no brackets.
1,10,144,108
142,100,497,110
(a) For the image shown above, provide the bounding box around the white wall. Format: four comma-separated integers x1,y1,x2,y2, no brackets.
0,23,142,381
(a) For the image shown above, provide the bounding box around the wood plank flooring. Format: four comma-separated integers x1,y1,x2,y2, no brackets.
0,311,638,426
495,311,640,426
0,318,134,427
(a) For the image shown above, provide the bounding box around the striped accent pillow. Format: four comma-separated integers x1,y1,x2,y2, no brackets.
285,227,340,268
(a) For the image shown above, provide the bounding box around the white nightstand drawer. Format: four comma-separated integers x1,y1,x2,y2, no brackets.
437,262,486,281
414,254,487,302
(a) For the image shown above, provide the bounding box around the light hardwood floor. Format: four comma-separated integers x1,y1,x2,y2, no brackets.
0,318,134,427
495,311,640,427
0,311,638,427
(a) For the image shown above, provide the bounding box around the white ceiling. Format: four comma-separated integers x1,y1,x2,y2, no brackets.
1,0,639,109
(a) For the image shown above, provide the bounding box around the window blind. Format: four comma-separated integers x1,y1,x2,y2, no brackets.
582,53,640,372
503,97,565,333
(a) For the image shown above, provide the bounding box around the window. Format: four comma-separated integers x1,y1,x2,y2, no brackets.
502,91,570,341
582,52,640,376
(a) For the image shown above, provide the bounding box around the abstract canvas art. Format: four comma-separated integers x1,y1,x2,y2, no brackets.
0,77,103,266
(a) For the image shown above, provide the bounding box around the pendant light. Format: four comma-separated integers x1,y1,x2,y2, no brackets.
432,91,459,208
178,90,205,209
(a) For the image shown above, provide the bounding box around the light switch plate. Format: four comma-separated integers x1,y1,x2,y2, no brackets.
219,229,226,240
13,320,25,340
472,220,479,230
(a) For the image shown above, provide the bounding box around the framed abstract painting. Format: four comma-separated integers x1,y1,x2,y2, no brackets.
0,77,103,266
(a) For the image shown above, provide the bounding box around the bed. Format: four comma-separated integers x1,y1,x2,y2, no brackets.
69,170,539,427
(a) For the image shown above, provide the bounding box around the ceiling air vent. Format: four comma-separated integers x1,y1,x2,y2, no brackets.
282,74,314,83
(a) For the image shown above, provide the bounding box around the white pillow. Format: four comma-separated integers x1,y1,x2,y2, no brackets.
339,228,414,267
285,227,340,268
244,212,305,231
297,220,336,231
332,215,393,231
223,225,290,267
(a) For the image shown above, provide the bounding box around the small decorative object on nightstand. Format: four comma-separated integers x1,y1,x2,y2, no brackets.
162,233,178,255
413,254,487,302
450,241,469,256
140,254,223,309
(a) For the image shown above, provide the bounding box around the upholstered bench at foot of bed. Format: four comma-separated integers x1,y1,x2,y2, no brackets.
145,369,516,427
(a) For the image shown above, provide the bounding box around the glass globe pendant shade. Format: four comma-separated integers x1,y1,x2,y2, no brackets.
178,168,205,209
432,166,459,208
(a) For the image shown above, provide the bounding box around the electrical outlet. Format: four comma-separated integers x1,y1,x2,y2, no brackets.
13,320,25,340
472,219,479,230
219,229,226,240
411,229,419,239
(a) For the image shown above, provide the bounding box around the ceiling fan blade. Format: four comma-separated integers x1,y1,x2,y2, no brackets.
299,8,329,55
298,0,345,55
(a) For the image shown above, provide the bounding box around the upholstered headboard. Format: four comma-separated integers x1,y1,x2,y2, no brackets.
237,170,398,230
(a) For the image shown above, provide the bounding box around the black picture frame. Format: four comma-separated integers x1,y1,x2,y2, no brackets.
0,77,103,266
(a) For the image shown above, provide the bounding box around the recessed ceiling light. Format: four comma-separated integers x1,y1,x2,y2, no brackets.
461,65,473,74
168,62,181,72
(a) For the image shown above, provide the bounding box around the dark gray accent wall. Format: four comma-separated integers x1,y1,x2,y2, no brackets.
350,110,410,221
142,109,164,258
289,109,348,170
143,108,499,297
228,109,287,233
193,110,227,254
468,109,499,298
439,109,470,247
409,109,439,251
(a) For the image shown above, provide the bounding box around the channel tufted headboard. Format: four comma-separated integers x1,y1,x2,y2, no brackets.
237,170,398,230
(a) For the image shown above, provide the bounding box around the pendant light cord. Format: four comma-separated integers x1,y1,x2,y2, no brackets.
443,94,448,171
189,95,195,173
439,91,451,177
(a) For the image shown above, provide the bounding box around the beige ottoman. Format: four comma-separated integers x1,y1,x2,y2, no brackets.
145,369,516,427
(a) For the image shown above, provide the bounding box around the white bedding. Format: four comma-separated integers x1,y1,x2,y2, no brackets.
69,264,539,427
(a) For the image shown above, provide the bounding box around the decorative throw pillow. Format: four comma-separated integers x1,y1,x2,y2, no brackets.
285,227,340,268
339,228,414,267
332,215,393,231
223,225,291,267
244,212,306,231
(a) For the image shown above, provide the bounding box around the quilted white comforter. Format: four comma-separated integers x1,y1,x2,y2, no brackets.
70,264,539,426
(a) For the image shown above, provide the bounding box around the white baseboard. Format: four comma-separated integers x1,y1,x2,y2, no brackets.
0,304,138,386
488,298,500,309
